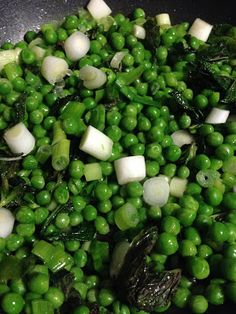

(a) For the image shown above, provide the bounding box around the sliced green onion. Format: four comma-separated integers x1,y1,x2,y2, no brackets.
143,176,170,207
114,155,146,185
222,156,236,175
64,31,90,61
31,300,54,314
79,125,113,161
32,240,71,273
79,65,107,90
87,0,112,20
52,139,70,171
35,145,52,164
52,121,66,145
4,122,35,156
156,13,171,27
169,177,187,198
114,203,139,231
84,163,102,181
41,56,68,84
196,169,220,188
110,51,127,69
188,18,213,42
205,108,230,124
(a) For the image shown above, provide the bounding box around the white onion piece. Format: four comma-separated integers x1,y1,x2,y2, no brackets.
170,177,187,198
31,46,46,60
143,176,169,207
87,0,112,20
4,123,35,156
28,37,44,49
114,156,146,185
0,207,15,238
205,108,230,124
133,25,146,39
0,48,21,71
79,125,113,161
64,31,90,61
233,186,236,193
156,13,171,26
188,18,213,42
110,241,130,278
41,56,68,84
80,65,107,90
110,52,127,69
171,130,194,147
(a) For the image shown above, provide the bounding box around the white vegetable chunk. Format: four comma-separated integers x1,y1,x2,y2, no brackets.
170,177,187,198
87,0,112,20
205,108,230,124
188,18,213,42
110,52,126,69
133,25,146,39
143,176,170,207
79,125,113,161
0,208,15,238
0,48,21,71
4,122,35,156
31,46,46,60
41,56,68,84
171,130,194,147
79,65,107,89
156,13,171,26
64,31,90,61
114,156,146,185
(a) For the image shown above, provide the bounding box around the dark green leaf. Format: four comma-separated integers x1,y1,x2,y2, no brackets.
170,91,204,123
41,202,74,236
222,79,236,103
178,143,198,165
12,93,27,124
52,271,82,314
45,223,95,242
115,227,181,311
144,18,161,51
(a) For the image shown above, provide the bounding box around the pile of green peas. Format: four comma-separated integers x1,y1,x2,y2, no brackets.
0,4,236,314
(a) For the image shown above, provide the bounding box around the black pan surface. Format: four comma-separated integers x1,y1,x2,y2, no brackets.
0,0,236,313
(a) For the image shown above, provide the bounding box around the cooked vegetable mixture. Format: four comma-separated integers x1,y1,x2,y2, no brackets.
0,0,236,313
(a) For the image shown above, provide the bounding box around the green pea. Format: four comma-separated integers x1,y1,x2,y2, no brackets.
1,292,25,314
188,295,208,314
44,287,64,309
156,232,179,255
83,205,97,221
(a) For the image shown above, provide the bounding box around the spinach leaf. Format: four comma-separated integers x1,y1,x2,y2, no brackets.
115,227,181,311
45,223,95,242
41,202,74,236
222,79,236,103
170,91,204,123
50,94,80,116
52,271,82,314
144,18,161,51
13,93,27,124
